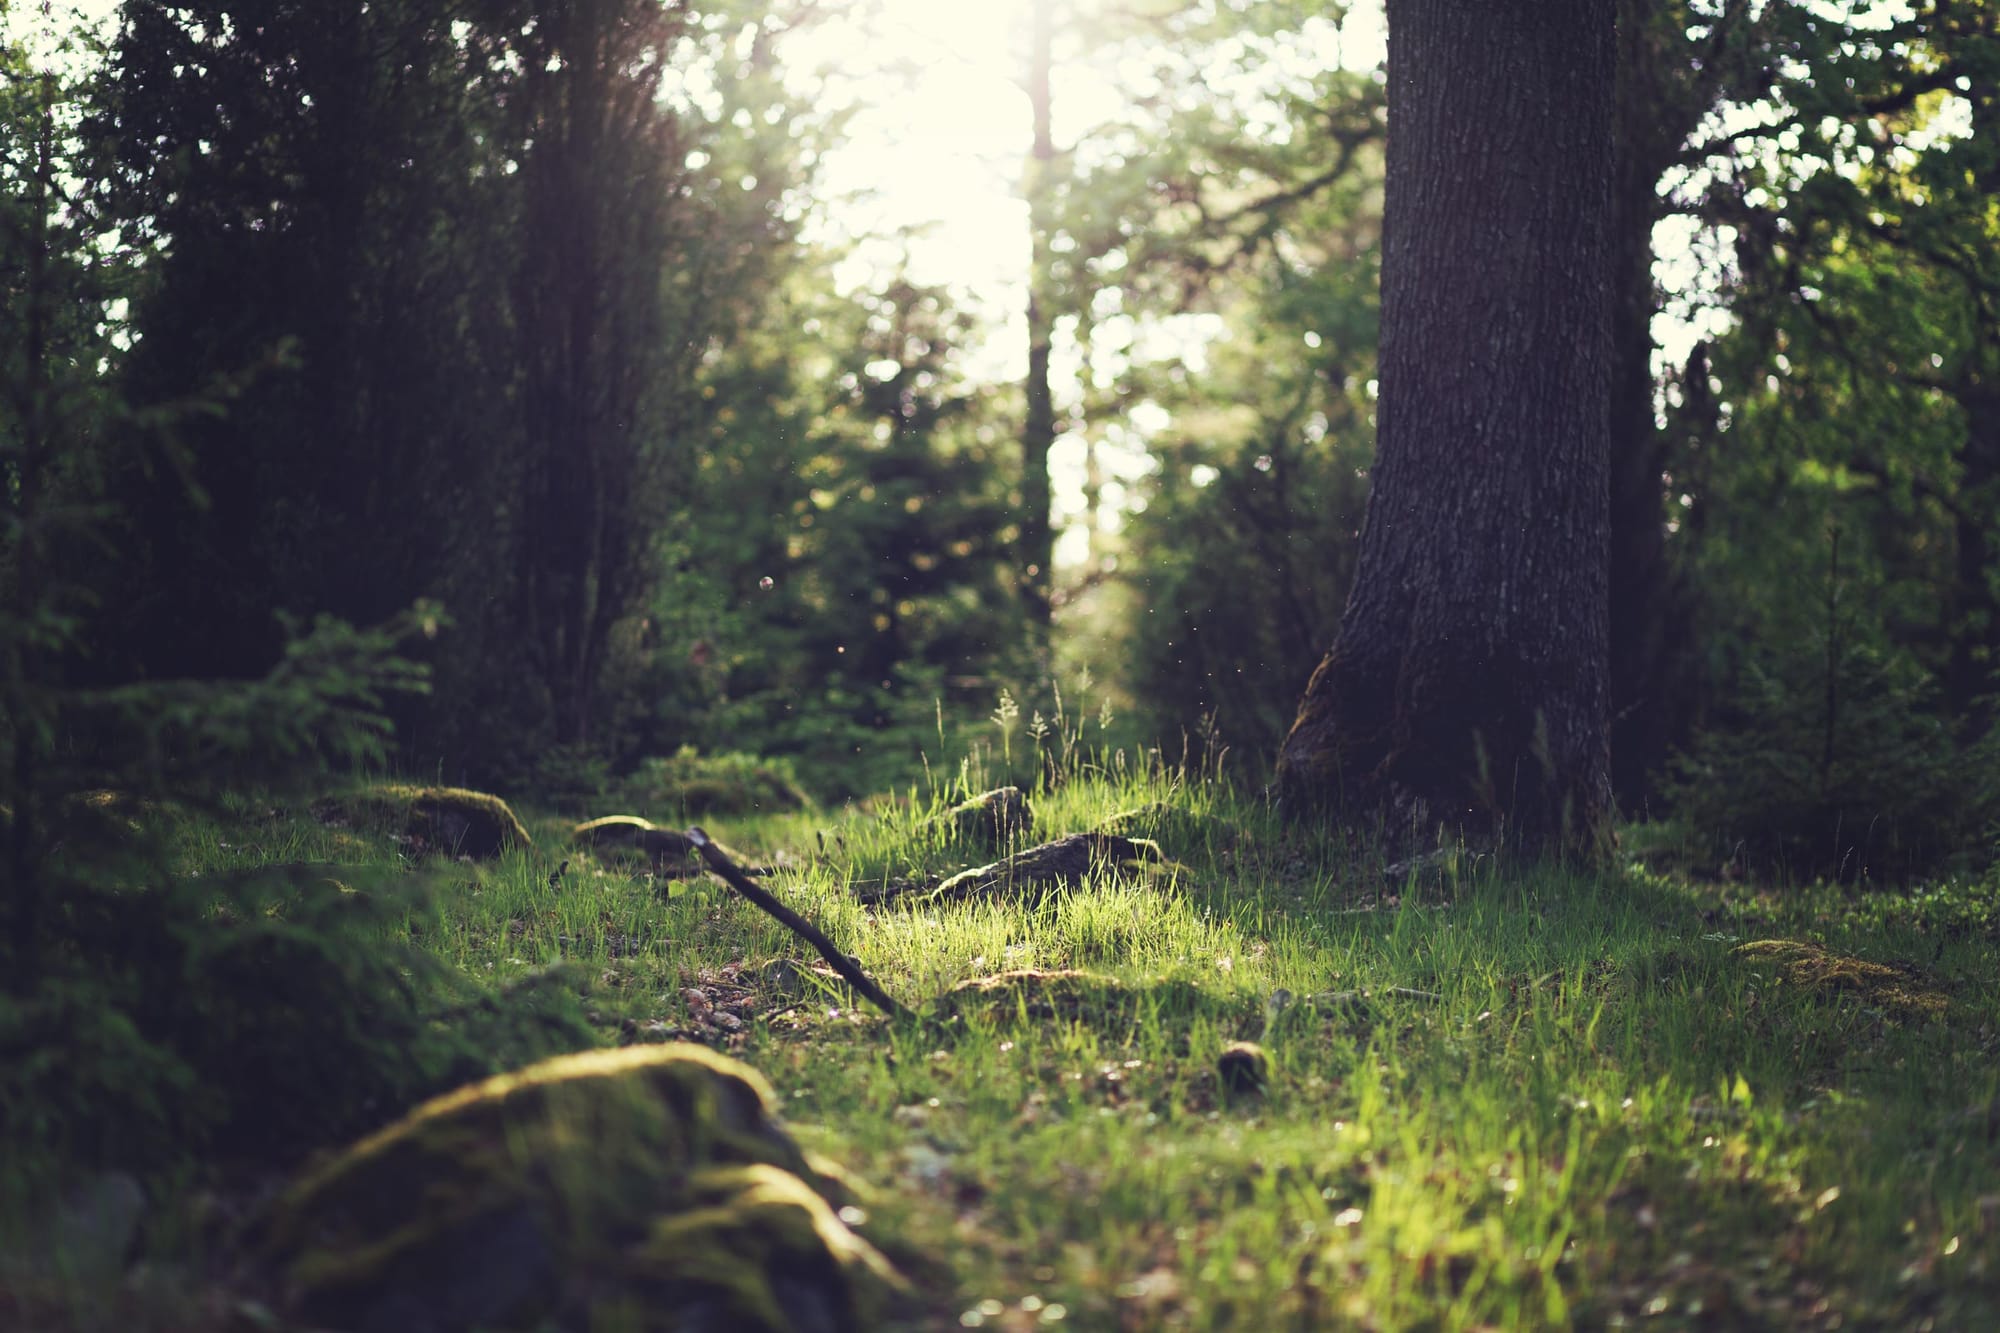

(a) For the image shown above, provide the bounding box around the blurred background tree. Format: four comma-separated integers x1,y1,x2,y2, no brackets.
5,0,1996,872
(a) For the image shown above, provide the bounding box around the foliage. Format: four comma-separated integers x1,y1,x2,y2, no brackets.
0,27,590,1205
1662,634,2000,880
614,747,813,819
1114,244,1378,767
1650,1,2000,870
642,270,1034,800
1019,0,1385,770
84,0,821,785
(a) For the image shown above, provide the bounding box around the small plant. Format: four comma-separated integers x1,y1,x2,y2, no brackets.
990,688,1020,766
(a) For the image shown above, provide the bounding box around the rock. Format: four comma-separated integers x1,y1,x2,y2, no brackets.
318,785,531,860
572,815,700,873
51,1171,146,1273
252,1044,900,1333
572,817,774,880
929,788,1033,851
897,832,1177,907
619,748,812,816
1216,1041,1269,1098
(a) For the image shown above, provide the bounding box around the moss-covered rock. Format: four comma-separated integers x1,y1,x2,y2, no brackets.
1732,939,1949,1019
253,1044,900,1332
1216,1041,1270,1098
928,832,1176,905
929,787,1033,851
572,815,700,873
317,784,530,860
618,748,811,816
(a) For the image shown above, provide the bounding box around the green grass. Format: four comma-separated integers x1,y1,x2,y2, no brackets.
23,765,2000,1329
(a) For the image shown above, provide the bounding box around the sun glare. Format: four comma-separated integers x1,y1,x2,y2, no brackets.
783,1,1386,569
790,1,1385,331
787,1,1044,331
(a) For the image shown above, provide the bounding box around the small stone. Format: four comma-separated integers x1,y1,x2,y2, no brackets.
1217,1041,1269,1098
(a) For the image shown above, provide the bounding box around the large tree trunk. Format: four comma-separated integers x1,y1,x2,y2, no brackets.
1274,0,1615,857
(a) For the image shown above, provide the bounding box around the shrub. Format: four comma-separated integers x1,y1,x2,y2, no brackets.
615,747,812,817
1661,640,2000,881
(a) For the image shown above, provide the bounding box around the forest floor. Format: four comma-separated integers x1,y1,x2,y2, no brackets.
25,765,2000,1330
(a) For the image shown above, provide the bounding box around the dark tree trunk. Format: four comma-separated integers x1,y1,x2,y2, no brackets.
1946,382,2000,733
513,0,679,749
1019,0,1057,639
1275,0,1615,857
1606,0,1678,811
1605,0,1710,811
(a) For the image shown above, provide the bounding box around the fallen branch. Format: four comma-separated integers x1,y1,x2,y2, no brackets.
687,827,910,1020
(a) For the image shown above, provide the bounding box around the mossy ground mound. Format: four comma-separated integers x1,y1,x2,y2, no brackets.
253,1044,900,1332
1732,938,1950,1018
618,749,811,816
318,785,530,860
927,832,1177,905
929,787,1033,851
571,815,700,874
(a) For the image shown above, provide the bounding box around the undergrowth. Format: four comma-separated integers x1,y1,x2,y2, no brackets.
6,756,1998,1331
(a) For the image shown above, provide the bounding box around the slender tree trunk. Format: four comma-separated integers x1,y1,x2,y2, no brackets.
6,76,57,993
1275,0,1616,858
1606,1,1674,808
1606,0,1705,810
1020,0,1057,638
1947,383,2000,734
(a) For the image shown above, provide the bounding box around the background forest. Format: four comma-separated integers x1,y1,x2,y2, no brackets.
6,0,2000,867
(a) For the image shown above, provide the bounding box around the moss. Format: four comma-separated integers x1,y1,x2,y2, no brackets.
612,1164,905,1332
1732,939,1950,1018
319,784,530,860
619,748,811,816
572,815,699,872
255,1044,898,1331
930,787,1033,851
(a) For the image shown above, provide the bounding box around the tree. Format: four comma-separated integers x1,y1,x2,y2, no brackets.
1604,0,1765,806
500,0,703,753
86,0,808,783
1020,0,1059,641
1273,0,1616,856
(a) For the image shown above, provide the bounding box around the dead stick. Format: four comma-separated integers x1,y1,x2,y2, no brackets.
687,827,910,1020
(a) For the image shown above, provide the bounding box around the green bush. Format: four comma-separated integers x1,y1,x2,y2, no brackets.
1662,640,2000,881
615,746,813,817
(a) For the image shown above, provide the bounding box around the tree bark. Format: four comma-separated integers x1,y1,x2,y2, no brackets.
1275,0,1615,858
1019,0,1058,638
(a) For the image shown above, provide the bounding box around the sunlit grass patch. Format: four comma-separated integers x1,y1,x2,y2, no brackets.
33,765,2000,1330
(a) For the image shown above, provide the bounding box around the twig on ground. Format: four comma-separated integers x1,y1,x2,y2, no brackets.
687,826,910,1020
